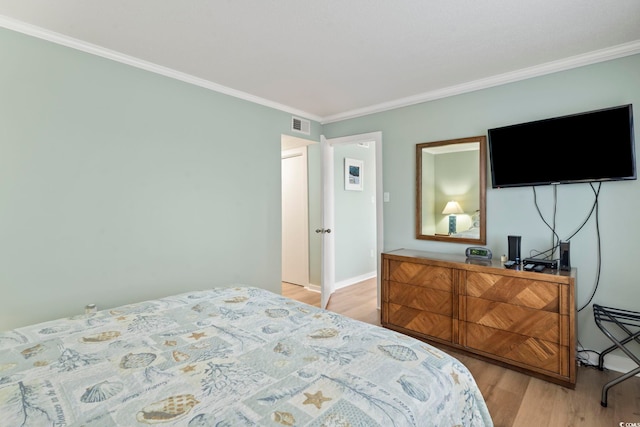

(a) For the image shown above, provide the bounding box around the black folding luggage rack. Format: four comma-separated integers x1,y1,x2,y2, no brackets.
592,304,640,407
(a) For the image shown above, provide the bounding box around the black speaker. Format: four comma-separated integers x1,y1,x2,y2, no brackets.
560,241,571,271
508,235,522,263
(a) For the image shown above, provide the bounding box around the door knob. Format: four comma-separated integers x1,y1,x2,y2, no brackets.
315,228,332,234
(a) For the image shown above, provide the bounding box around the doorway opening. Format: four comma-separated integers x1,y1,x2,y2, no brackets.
321,132,383,310
281,135,313,289
281,132,383,313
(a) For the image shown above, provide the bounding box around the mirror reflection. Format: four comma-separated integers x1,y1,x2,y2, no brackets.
416,136,486,244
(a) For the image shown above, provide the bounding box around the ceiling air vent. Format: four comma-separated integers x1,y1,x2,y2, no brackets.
291,116,310,135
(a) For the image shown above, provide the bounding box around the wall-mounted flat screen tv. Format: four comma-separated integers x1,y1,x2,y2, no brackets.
488,104,636,188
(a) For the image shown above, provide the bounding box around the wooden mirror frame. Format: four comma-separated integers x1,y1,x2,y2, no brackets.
416,135,487,244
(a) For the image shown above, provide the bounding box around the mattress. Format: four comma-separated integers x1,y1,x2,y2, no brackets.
0,286,493,426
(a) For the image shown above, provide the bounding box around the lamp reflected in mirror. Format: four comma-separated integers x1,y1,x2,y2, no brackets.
442,200,463,235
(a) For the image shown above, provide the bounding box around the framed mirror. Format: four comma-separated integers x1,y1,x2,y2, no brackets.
416,135,486,244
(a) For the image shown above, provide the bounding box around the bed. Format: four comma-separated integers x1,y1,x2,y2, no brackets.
0,286,493,426
451,226,480,239
451,211,481,239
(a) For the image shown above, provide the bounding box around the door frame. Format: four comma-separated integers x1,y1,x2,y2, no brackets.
321,131,383,308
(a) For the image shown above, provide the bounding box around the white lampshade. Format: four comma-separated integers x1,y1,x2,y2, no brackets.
442,201,463,215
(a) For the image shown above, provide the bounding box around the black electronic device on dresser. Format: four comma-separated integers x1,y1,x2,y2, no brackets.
508,235,521,263
523,258,559,270
560,241,571,271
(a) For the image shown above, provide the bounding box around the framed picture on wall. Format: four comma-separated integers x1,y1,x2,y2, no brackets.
345,158,363,191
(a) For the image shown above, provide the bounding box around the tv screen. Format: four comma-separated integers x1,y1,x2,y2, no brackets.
488,104,636,188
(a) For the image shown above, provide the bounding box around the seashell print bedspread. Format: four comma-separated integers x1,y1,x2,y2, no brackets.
0,286,493,426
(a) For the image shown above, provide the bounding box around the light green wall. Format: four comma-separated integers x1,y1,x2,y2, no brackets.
323,53,640,353
0,28,320,330
334,143,377,282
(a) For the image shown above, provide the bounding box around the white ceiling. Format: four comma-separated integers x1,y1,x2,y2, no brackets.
1,1,640,123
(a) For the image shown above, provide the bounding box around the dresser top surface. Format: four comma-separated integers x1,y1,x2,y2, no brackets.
383,248,576,279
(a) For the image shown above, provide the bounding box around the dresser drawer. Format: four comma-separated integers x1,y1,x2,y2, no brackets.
388,282,452,316
466,272,562,312
465,322,562,374
388,260,452,292
464,297,560,342
387,302,452,342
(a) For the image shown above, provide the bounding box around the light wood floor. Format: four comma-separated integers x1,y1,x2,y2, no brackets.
282,280,640,427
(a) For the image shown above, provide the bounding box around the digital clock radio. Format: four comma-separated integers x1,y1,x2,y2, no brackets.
465,246,492,259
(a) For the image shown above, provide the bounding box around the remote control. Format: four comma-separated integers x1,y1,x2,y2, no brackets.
533,264,545,272
504,260,515,268
524,263,535,271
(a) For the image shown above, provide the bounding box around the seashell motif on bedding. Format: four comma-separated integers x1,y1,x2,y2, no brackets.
136,394,199,424
119,352,157,369
39,325,70,335
191,304,205,313
273,342,292,356
172,350,190,362
298,369,315,378
308,328,339,339
33,360,49,367
377,344,418,361
261,324,281,334
21,343,45,359
224,296,248,303
397,375,428,401
320,412,351,426
271,411,295,426
80,331,121,343
265,308,289,318
80,380,124,403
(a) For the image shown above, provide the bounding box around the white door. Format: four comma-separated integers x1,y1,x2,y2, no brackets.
319,136,335,307
320,132,384,309
282,147,309,286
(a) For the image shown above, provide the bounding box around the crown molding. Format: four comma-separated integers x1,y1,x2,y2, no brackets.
0,15,322,123
321,40,640,124
2,15,639,126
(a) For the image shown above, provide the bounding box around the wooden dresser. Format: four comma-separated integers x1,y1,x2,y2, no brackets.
381,249,577,388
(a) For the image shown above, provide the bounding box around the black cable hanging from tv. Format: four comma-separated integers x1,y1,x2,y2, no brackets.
530,182,602,312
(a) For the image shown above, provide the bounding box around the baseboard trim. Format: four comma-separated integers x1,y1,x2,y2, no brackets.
580,347,640,377
335,271,377,290
306,271,376,294
305,284,321,293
